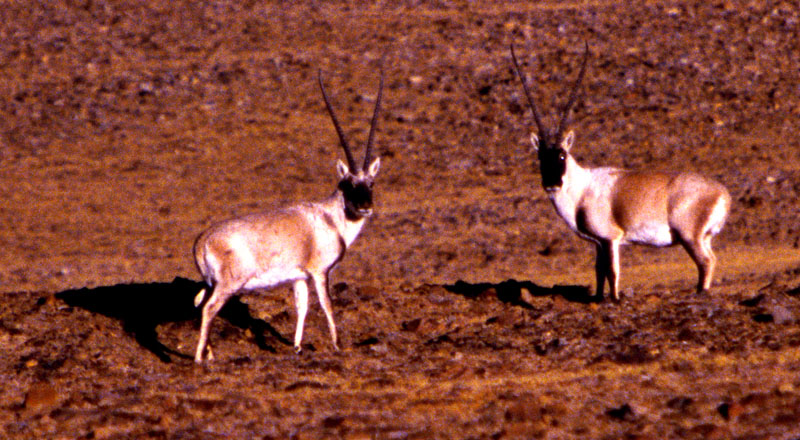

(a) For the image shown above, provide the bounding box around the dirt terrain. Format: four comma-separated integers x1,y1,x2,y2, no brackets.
1,0,800,438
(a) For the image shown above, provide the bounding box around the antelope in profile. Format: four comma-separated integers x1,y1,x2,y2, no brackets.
191,68,383,363
510,43,731,301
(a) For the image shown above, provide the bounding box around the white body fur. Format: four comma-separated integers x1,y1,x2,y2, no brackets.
510,43,730,301
536,132,731,300
193,160,379,363
191,66,385,363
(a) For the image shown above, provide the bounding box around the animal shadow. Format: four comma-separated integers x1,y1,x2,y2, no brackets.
55,277,291,363
444,278,597,306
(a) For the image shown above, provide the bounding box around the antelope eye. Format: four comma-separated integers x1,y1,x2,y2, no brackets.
558,152,566,161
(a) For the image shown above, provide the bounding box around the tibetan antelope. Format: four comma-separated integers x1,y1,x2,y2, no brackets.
510,43,731,301
191,69,383,363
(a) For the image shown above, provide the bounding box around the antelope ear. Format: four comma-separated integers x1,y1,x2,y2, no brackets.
562,130,575,152
366,157,381,178
530,133,540,152
336,159,351,179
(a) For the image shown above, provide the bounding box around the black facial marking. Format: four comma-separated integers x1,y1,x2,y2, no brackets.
339,177,374,220
537,140,568,189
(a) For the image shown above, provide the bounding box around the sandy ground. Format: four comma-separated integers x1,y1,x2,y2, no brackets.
1,0,799,438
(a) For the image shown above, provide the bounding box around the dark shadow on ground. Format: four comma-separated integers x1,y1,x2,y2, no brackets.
55,277,291,363
444,279,598,306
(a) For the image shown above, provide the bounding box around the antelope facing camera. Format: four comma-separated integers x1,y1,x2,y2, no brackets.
511,43,731,301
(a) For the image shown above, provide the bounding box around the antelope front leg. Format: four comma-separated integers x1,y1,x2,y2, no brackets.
607,239,622,302
292,279,310,353
312,272,339,351
594,243,608,301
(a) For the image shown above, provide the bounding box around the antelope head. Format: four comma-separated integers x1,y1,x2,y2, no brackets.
319,69,383,220
510,42,589,193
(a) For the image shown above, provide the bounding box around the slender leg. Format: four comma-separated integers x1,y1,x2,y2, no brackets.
595,243,608,300
196,284,235,363
608,240,621,301
683,233,715,293
312,272,339,351
680,236,713,294
293,279,310,352
701,235,717,292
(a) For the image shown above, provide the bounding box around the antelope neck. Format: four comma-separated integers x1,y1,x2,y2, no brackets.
547,156,592,233
323,190,368,248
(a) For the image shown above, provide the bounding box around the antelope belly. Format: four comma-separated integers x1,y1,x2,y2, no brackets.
243,268,307,291
624,223,674,247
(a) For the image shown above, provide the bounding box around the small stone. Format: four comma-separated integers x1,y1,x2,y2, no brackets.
606,403,635,421
519,287,535,305
24,382,60,411
717,401,745,421
401,318,421,332
769,304,796,325
358,285,381,298
505,395,543,422
369,343,389,354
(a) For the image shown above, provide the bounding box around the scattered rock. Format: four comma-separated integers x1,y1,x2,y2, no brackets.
677,327,701,343
551,294,570,310
354,336,380,347
401,318,422,332
519,287,535,305
322,415,345,428
331,282,349,297
534,338,562,356
666,396,694,411
537,239,562,256
370,343,389,354
357,285,381,300
717,401,745,421
767,304,796,325
505,395,544,422
610,344,659,364
752,313,774,323
24,382,60,412
606,403,635,422
739,294,765,307
284,381,329,392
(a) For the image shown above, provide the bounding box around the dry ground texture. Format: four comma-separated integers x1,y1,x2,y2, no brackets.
1,0,800,438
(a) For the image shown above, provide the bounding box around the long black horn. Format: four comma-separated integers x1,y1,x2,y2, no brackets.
319,69,357,171
555,41,589,141
510,43,548,144
363,67,384,170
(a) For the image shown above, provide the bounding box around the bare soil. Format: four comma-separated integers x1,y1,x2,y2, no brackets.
1,1,800,438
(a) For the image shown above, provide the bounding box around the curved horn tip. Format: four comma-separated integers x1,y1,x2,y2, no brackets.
319,69,358,171
554,41,590,140
509,41,549,145
362,67,384,170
